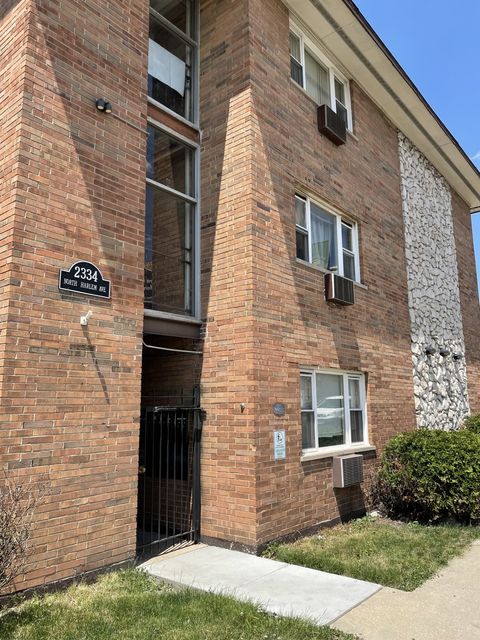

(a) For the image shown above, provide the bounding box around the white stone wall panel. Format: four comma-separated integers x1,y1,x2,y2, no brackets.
398,133,469,430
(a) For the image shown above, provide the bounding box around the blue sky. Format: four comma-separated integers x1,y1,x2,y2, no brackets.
354,0,480,290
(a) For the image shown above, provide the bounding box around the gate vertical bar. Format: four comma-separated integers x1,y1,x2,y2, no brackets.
140,408,146,548
173,410,178,540
192,408,202,541
157,409,162,546
149,409,155,544
165,410,171,540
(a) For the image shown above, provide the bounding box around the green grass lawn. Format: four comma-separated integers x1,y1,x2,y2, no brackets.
264,517,479,591
0,569,356,640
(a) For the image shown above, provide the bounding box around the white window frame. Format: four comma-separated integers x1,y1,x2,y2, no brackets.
295,194,360,282
289,21,353,131
301,369,369,455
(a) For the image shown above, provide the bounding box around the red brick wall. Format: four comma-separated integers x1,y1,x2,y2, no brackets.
141,337,201,406
249,0,416,545
0,0,148,591
199,0,417,548
199,0,259,546
451,191,480,414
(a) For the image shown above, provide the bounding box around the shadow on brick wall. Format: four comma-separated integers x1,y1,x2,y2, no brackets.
1,0,21,21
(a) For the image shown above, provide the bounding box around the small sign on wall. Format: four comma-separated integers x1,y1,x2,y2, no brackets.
273,403,286,417
274,430,286,461
59,261,111,299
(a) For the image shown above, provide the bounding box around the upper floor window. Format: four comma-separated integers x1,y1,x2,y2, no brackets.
148,0,198,123
289,25,352,131
301,370,368,452
295,195,359,281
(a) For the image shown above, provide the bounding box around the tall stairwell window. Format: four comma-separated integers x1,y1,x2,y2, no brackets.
145,0,200,319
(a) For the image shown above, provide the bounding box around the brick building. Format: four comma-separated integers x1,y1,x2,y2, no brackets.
1,0,479,592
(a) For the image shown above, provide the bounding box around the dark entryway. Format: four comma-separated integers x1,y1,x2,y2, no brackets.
137,389,202,556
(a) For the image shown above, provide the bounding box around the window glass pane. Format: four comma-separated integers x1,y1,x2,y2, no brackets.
341,223,353,252
316,374,345,447
348,378,361,409
296,230,309,261
148,18,194,120
145,185,194,315
291,58,303,86
289,33,303,86
310,204,337,270
302,413,315,449
336,101,348,128
150,0,194,37
289,32,301,62
305,50,330,106
334,77,345,105
295,196,307,228
343,251,355,280
301,375,313,410
349,379,363,443
350,411,364,443
147,126,195,197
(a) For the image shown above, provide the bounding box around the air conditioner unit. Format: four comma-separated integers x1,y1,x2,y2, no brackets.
325,273,354,305
333,454,364,488
317,104,347,145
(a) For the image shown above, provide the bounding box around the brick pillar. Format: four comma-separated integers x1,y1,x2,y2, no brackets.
0,0,148,591
199,0,260,547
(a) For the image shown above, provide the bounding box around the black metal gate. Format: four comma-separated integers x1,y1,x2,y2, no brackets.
137,401,202,556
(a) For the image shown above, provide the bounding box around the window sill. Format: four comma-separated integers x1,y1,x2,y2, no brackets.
295,258,368,290
347,129,359,142
144,309,202,325
301,444,376,463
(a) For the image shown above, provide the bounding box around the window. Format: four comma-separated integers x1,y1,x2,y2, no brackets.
289,24,352,130
148,0,198,123
145,124,198,316
295,195,359,281
301,370,368,452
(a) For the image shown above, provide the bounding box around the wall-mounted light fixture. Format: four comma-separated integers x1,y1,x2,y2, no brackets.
425,346,436,356
80,310,93,326
95,98,112,114
439,348,451,357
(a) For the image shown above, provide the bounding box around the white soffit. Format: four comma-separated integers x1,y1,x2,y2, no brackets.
284,0,480,211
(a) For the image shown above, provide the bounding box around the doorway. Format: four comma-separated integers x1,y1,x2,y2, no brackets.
137,388,202,556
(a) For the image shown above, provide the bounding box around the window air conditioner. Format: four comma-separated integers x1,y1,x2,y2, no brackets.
317,104,347,145
333,454,364,488
325,273,354,305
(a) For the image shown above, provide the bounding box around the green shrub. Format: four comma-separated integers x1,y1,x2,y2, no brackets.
463,414,480,434
371,430,480,523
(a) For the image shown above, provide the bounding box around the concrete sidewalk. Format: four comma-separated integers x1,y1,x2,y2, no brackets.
333,540,480,640
140,544,380,626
